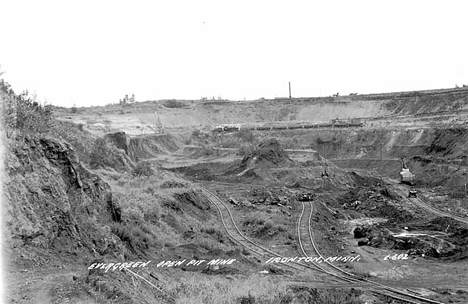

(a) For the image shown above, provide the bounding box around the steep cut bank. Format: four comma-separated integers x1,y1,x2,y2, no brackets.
106,132,180,161
5,135,124,266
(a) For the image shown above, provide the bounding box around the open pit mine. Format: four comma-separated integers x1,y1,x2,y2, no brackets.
4,85,468,303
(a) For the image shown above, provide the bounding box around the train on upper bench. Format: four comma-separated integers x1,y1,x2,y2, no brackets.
212,118,364,133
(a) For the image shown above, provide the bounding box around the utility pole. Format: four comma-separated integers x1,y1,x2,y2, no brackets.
289,82,292,99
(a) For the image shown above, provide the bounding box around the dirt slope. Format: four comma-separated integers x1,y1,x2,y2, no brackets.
5,135,124,266
106,132,181,161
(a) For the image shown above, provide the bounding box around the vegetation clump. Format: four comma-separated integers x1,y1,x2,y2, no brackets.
1,79,53,137
132,160,154,176
163,99,186,108
110,221,159,251
89,137,129,171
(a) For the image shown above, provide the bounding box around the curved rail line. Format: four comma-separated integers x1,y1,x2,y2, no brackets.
409,196,468,225
202,189,272,258
202,188,303,273
296,201,357,282
297,201,445,304
202,186,443,302
201,188,363,285
394,184,468,225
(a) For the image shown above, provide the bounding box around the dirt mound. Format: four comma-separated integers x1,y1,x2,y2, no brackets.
248,139,293,166
350,171,383,187
173,191,211,211
247,187,292,205
409,217,465,233
407,217,468,260
355,217,468,260
224,139,293,177
341,186,413,223
233,168,263,182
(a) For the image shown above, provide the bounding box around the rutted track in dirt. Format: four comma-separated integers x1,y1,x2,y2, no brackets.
297,201,445,304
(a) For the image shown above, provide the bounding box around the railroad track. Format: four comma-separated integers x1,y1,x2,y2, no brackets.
297,200,445,304
394,184,468,225
202,186,444,303
408,196,468,225
202,189,269,258
201,187,361,284
296,201,356,281
201,188,307,274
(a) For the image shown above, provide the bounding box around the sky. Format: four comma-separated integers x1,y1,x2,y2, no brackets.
1,0,467,107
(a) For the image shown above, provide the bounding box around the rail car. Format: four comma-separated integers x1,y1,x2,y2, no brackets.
212,121,364,133
212,124,242,132
408,190,418,198
297,192,315,201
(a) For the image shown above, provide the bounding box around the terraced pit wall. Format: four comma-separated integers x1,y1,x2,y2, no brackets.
187,87,468,128
265,126,468,188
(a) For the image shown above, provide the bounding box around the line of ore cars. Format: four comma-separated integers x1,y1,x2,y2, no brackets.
213,119,364,133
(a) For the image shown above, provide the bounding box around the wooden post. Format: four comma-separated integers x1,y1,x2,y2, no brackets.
289,82,291,99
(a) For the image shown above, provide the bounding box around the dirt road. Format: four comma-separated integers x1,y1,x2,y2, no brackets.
6,267,97,304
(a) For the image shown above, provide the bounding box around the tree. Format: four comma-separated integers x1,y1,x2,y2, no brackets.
119,94,135,105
